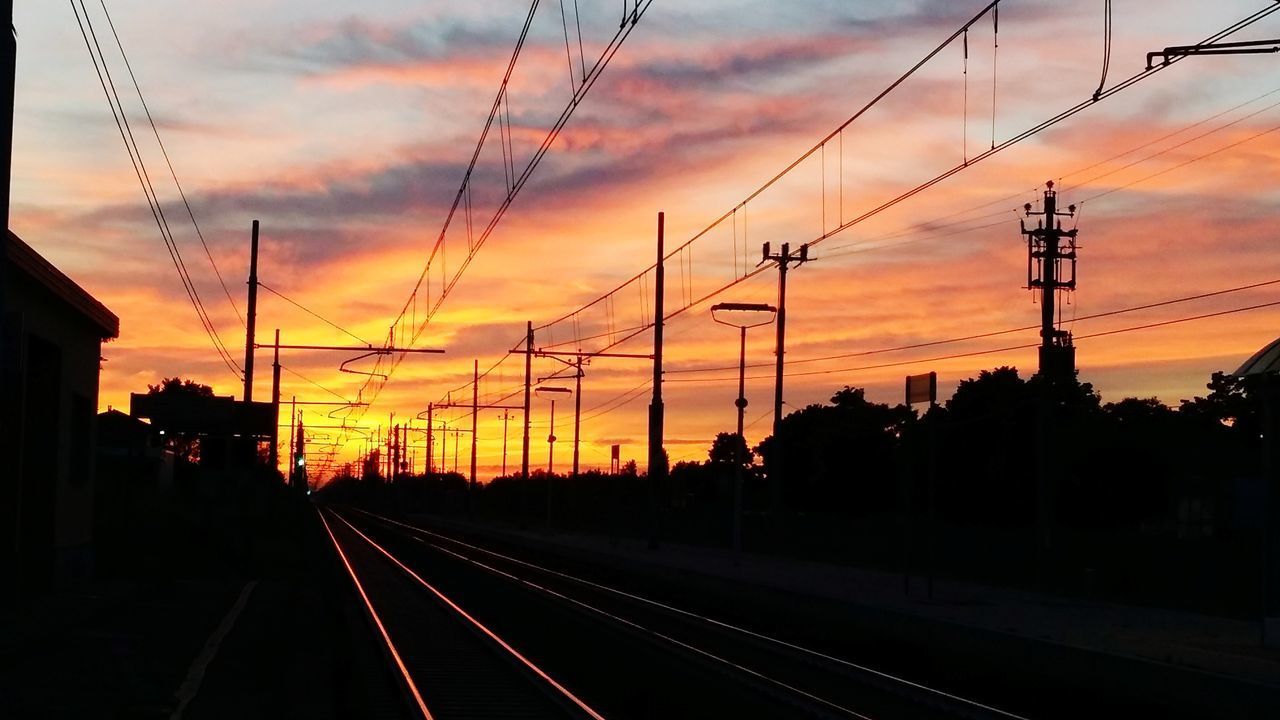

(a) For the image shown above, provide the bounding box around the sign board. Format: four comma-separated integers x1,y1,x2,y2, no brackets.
611,444,620,460
905,371,937,406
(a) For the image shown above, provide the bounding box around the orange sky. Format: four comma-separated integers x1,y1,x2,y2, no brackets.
12,1,1280,479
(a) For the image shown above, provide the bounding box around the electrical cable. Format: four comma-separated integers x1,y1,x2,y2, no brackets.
70,1,242,380
258,281,372,346
98,0,244,328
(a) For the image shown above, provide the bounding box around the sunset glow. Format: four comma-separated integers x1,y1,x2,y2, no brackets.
16,0,1280,479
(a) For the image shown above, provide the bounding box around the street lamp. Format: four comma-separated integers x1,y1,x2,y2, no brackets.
536,385,572,530
535,386,573,474
711,301,777,553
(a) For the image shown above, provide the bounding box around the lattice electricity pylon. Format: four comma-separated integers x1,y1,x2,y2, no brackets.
1020,180,1079,381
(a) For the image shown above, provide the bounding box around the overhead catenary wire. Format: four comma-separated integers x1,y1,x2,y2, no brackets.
97,0,244,328
665,299,1280,385
317,1,657,475
325,3,1280,478
258,281,372,346
667,278,1280,376
417,3,1280,467
70,1,242,381
535,0,1280,367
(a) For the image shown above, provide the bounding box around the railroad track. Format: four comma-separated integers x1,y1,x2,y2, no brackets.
319,507,603,720
327,504,1035,720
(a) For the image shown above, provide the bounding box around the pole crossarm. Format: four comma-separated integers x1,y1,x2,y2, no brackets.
1148,38,1280,68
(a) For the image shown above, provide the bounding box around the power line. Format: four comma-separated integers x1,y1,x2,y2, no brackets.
321,1,657,476
666,299,1280,384
445,5,1280,456
97,0,244,328
533,2,1280,363
70,1,242,380
281,364,349,402
258,281,371,346
1082,120,1280,204
667,278,1280,375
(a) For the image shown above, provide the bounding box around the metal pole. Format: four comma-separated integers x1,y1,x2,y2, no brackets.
547,398,556,528
648,212,666,546
243,220,259,402
522,321,533,481
770,242,791,514
287,395,296,485
270,329,281,472
572,357,582,479
501,412,510,477
548,399,557,475
772,242,789,438
427,403,434,475
471,359,479,490
733,324,747,553
1040,190,1059,358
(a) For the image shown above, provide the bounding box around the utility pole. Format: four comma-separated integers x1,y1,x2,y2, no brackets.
499,411,513,476
395,423,403,479
286,395,296,485
522,321,533,482
761,241,810,506
1021,180,1078,382
386,413,394,480
243,220,259,402
572,356,583,479
648,212,666,546
426,403,434,474
1021,180,1078,558
270,329,281,472
470,359,479,490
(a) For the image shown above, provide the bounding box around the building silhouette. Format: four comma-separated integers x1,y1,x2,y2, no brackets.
2,230,119,589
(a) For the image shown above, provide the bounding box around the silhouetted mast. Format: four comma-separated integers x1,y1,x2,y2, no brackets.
1021,181,1078,383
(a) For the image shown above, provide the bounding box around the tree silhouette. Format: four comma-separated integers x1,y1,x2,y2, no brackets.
145,376,215,463
755,386,912,512
146,376,215,398
708,432,753,468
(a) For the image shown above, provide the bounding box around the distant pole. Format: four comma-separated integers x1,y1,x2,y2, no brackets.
547,398,557,528
270,329,281,472
547,399,557,475
522,321,533,482
287,395,296,485
648,212,666,547
521,321,533,527
500,411,511,476
470,359,478,489
243,220,259,402
1022,181,1078,382
772,242,789,436
733,324,748,553
1021,182,1079,556
762,241,810,508
572,356,583,479
426,403,434,474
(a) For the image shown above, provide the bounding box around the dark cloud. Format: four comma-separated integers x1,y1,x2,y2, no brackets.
267,15,515,74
